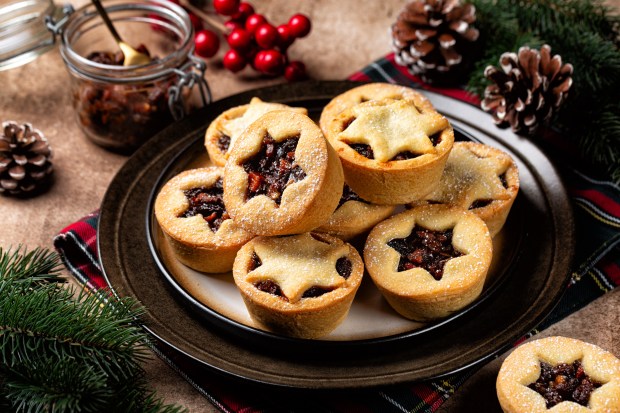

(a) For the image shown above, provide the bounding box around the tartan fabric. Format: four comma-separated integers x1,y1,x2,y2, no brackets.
53,54,620,413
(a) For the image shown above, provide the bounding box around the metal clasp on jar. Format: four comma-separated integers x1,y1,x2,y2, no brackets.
44,4,75,37
168,55,211,121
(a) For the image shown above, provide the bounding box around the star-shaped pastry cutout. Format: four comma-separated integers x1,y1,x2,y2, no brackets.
246,233,349,303
336,99,449,163
426,145,511,207
221,98,305,151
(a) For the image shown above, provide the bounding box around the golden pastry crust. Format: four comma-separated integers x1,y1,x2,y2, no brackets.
154,167,254,273
232,232,364,339
319,82,435,131
363,205,492,321
316,184,396,240
410,141,520,237
324,98,454,204
204,97,308,166
224,110,344,236
497,336,620,413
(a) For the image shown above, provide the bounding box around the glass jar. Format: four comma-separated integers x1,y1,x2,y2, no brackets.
0,0,63,70
0,0,210,153
52,0,210,153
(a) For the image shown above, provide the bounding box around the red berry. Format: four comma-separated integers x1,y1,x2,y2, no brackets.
194,29,220,58
288,14,311,38
253,49,285,75
245,13,266,34
284,61,307,81
276,24,294,49
227,28,253,51
224,20,244,32
254,23,278,48
231,2,254,22
213,0,240,16
223,49,247,72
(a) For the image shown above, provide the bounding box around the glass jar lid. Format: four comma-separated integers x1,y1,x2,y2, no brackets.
0,0,63,70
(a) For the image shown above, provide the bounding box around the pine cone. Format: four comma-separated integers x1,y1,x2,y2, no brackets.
481,45,574,135
0,121,53,196
391,0,479,84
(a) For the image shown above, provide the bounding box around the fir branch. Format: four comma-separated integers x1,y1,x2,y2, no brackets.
510,0,620,42
467,0,620,95
0,246,64,284
552,30,620,94
570,104,620,178
3,357,185,413
0,281,149,382
466,0,620,182
0,248,187,413
466,0,544,95
3,357,116,412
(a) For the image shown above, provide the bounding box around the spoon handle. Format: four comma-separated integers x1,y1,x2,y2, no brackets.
90,0,122,44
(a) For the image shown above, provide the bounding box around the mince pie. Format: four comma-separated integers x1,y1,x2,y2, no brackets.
204,97,307,166
319,82,435,131
316,183,396,240
232,232,364,339
364,204,492,321
410,141,519,237
323,98,454,204
154,167,254,273
497,336,620,413
223,110,344,236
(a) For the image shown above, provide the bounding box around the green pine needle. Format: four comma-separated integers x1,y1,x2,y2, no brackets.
0,247,187,413
3,357,115,413
0,282,149,379
3,357,185,413
575,105,620,176
0,246,64,284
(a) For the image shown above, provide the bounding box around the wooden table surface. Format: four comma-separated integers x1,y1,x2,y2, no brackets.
1,1,618,411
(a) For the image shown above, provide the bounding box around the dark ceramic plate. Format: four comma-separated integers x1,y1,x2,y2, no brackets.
98,80,574,389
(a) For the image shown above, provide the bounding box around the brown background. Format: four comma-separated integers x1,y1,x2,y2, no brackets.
1,0,619,411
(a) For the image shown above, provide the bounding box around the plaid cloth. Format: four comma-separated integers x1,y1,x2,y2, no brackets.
54,54,620,413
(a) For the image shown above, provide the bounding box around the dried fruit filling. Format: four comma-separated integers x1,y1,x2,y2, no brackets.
387,226,462,280
250,253,352,300
349,143,423,161
468,172,509,210
469,199,493,209
528,360,602,408
242,134,306,205
80,47,172,152
500,172,508,188
179,178,229,232
338,184,369,208
217,133,231,152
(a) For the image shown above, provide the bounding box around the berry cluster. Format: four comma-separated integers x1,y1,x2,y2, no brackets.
193,0,311,81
